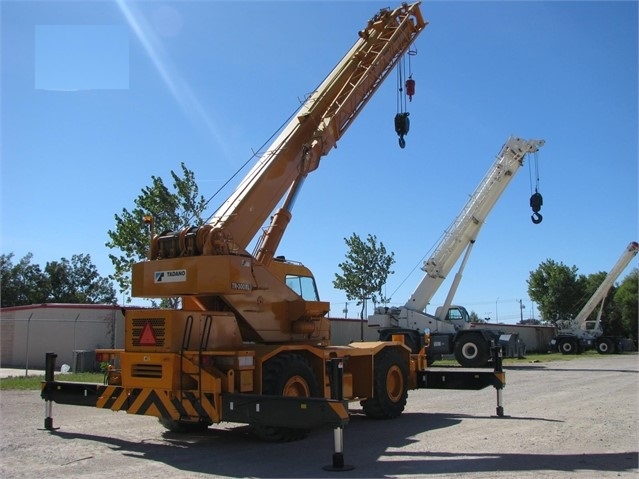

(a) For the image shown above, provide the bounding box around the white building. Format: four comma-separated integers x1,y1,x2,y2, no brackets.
0,303,124,371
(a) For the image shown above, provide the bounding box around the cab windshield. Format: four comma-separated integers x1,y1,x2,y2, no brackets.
285,275,320,301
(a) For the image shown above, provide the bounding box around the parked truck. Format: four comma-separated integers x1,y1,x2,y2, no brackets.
550,241,638,354
368,136,545,367
41,2,507,447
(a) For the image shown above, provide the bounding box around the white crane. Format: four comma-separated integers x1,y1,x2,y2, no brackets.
553,241,638,354
369,136,545,367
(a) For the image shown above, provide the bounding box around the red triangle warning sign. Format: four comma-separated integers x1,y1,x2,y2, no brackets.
139,321,157,346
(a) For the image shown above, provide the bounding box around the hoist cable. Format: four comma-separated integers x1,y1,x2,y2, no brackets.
528,154,534,194
528,150,541,194
396,57,405,113
534,150,541,191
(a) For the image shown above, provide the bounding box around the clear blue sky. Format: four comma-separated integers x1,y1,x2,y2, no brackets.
2,1,637,324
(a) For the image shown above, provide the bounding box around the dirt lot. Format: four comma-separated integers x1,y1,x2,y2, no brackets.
1,354,637,478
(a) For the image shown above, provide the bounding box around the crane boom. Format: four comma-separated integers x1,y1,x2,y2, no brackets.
571,241,639,327
146,2,426,269
211,2,425,253
405,136,545,312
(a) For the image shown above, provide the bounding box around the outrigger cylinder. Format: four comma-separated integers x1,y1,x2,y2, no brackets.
43,352,57,430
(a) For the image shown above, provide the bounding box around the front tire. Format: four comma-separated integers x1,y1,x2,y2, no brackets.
361,348,408,419
454,334,489,367
252,353,319,442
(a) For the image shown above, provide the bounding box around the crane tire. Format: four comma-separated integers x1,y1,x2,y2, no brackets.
361,347,408,420
558,338,578,355
252,353,320,442
596,338,614,354
454,334,490,367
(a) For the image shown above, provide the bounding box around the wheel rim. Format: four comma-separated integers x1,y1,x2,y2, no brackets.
462,343,478,359
386,365,404,402
282,375,311,397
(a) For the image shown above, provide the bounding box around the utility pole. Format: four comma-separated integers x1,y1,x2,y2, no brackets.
519,299,525,323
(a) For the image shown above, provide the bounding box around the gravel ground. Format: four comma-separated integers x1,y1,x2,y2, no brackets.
1,354,637,478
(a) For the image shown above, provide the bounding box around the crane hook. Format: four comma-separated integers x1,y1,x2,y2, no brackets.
394,112,410,149
531,211,543,224
530,191,543,224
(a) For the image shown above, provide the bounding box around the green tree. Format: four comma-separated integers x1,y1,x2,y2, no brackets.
45,254,116,304
105,162,207,304
1,252,115,307
333,233,395,320
527,259,582,323
614,268,638,343
1,253,48,306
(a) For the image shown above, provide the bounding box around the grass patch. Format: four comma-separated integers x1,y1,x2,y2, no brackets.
0,372,105,391
505,350,607,365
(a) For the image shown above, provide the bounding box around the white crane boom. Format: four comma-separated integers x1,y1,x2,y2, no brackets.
405,136,545,313
572,241,639,328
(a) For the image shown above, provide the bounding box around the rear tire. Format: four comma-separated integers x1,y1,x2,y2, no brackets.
558,338,578,355
361,348,408,419
454,334,490,367
596,338,614,354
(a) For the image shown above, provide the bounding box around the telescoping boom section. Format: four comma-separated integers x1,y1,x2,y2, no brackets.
42,3,507,445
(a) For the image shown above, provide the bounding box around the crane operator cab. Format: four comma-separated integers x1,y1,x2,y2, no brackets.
271,255,321,302
435,305,472,331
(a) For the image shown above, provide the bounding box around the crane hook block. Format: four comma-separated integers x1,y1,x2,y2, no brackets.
395,112,410,149
405,78,415,102
530,192,543,224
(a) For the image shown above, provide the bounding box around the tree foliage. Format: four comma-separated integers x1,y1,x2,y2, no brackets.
105,162,206,304
1,252,116,307
614,268,638,342
333,233,395,319
527,259,582,322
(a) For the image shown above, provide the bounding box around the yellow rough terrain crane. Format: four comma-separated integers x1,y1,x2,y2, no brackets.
42,2,506,453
